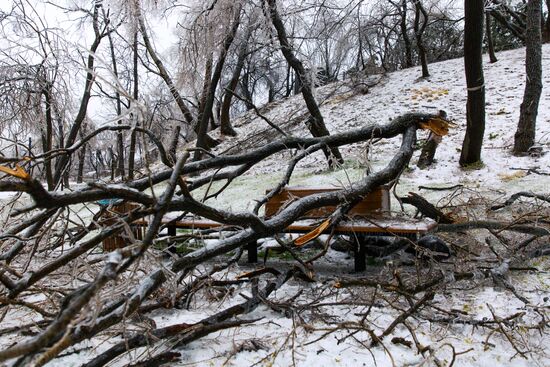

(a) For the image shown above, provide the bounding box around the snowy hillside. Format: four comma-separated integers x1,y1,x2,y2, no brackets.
201,44,550,213
164,45,550,367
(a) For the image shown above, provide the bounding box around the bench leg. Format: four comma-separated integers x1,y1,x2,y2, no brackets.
354,241,366,272
166,225,177,254
247,241,258,263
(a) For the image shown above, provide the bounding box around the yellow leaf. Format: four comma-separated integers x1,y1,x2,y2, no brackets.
0,164,30,180
294,219,330,247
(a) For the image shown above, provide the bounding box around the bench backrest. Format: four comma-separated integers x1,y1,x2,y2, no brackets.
265,185,390,219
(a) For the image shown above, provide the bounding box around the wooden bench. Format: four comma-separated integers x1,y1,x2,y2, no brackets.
159,185,437,271
263,186,436,270
98,200,144,251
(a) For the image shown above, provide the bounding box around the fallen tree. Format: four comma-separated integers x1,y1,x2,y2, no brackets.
0,112,548,365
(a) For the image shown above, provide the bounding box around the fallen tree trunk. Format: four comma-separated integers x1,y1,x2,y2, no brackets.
0,112,446,366
82,269,293,367
401,192,455,224
491,191,550,210
0,113,443,213
437,220,550,236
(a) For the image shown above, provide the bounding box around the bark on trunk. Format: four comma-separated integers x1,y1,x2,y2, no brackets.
76,124,87,183
486,12,498,63
460,0,486,166
77,144,86,183
414,0,430,78
239,70,255,110
53,0,104,185
417,133,441,169
514,0,543,154
42,84,54,190
195,5,242,158
545,0,550,42
128,31,139,180
266,0,344,168
194,54,214,152
400,0,413,68
220,41,248,136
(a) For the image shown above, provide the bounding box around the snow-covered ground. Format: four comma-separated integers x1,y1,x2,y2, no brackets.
201,44,550,213
2,45,550,366
164,44,550,366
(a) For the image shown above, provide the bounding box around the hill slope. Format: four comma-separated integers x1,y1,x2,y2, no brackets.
205,45,550,212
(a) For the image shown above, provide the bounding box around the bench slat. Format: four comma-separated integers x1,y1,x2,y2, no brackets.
151,217,436,235
286,218,437,234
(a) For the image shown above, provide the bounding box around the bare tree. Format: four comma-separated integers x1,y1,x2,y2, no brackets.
397,0,414,68
545,0,550,42
103,7,126,179
195,3,242,157
220,28,252,136
265,0,344,168
414,0,430,77
53,0,109,186
513,0,543,154
128,29,139,180
134,0,194,162
486,10,498,63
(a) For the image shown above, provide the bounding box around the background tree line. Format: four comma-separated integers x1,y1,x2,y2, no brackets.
0,0,547,184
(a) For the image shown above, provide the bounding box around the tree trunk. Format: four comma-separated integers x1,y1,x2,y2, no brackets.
266,0,344,168
195,5,242,159
414,0,430,78
356,5,365,70
53,0,104,185
418,133,441,169
109,147,116,181
76,146,86,183
42,84,54,190
76,123,88,183
209,108,218,130
285,64,293,97
63,169,70,189
544,0,550,42
418,111,446,169
220,38,249,136
400,0,413,68
267,75,276,103
128,31,139,180
460,0,486,166
194,53,214,149
486,12,498,63
77,146,86,184
105,10,125,179
136,0,194,159
514,0,543,154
